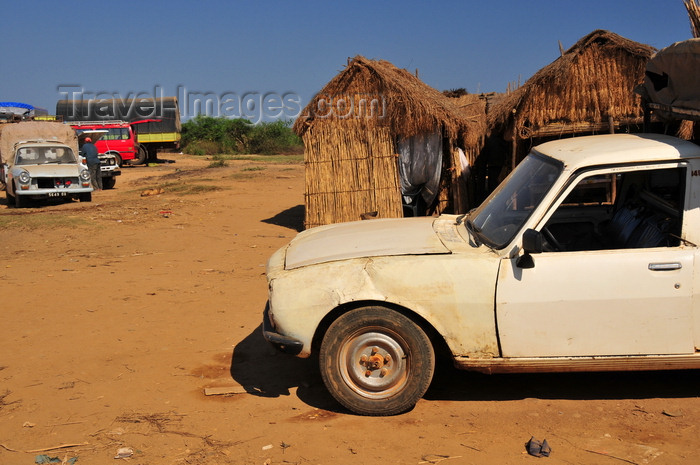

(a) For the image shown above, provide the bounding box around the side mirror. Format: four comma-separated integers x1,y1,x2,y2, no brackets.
521,228,543,254
516,229,542,269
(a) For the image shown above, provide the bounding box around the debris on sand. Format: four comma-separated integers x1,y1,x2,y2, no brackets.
526,437,551,458
114,447,134,459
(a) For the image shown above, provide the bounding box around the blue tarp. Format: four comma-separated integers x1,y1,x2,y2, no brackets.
0,102,48,116
0,101,36,110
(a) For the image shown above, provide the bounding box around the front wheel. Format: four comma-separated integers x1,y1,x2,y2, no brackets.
102,177,116,189
319,307,435,416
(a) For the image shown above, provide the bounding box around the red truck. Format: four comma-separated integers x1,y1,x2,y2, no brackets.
58,97,181,165
69,120,136,166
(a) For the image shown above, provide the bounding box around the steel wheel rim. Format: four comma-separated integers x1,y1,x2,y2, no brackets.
338,326,409,400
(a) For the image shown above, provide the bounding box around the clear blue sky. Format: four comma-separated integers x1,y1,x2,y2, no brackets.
2,0,694,120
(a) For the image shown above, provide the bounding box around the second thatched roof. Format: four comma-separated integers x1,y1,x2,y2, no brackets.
488,30,656,139
293,55,485,150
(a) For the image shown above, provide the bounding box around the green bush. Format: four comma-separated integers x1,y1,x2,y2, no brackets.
185,140,222,156
182,115,252,154
182,116,302,155
247,120,302,154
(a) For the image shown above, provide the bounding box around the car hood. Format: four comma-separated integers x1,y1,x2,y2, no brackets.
285,217,452,269
13,164,83,176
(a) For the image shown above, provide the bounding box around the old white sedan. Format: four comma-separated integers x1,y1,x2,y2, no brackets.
264,134,700,415
3,142,92,207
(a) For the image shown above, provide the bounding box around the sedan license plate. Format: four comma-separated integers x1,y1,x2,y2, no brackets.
48,192,67,197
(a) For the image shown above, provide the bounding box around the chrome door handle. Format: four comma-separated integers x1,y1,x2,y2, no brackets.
649,262,682,271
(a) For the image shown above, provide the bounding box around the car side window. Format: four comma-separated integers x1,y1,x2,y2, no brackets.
541,167,685,252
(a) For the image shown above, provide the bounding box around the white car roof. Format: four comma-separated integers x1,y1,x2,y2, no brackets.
534,134,700,171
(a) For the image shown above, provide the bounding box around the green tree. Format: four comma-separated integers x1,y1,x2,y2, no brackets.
181,116,302,155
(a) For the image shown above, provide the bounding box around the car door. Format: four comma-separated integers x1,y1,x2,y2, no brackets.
495,164,696,358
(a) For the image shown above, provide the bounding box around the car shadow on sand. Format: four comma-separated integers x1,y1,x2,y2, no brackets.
230,321,700,413
230,324,339,410
426,363,700,402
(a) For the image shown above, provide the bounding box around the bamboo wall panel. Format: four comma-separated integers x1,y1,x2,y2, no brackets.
303,120,402,228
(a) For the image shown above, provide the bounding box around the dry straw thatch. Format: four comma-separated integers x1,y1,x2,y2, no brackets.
302,118,401,228
295,56,485,228
488,29,655,148
294,56,483,148
681,0,700,139
686,0,700,37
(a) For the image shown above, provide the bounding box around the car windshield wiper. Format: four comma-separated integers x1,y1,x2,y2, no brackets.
455,208,476,226
464,217,482,247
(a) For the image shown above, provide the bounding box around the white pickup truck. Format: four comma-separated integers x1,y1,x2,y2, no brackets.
264,133,700,415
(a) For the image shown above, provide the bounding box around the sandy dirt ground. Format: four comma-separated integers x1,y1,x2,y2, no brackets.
1,153,699,465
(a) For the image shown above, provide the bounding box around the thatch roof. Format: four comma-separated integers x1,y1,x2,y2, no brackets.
294,56,483,150
686,0,700,37
447,93,487,120
681,1,700,139
488,30,655,140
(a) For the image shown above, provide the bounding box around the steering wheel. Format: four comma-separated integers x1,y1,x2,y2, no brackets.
541,226,564,252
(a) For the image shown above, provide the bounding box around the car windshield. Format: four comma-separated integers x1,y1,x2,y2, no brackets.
15,146,76,165
469,153,562,249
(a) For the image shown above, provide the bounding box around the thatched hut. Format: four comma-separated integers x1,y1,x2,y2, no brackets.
488,30,655,173
675,0,700,139
294,56,485,229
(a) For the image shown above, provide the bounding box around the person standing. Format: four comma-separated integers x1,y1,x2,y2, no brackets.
82,137,102,190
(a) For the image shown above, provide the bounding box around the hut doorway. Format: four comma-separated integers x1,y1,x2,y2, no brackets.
397,132,442,217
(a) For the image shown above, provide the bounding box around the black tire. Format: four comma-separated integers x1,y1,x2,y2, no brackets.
14,191,24,208
319,307,435,416
130,145,148,165
79,192,92,202
102,177,116,189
